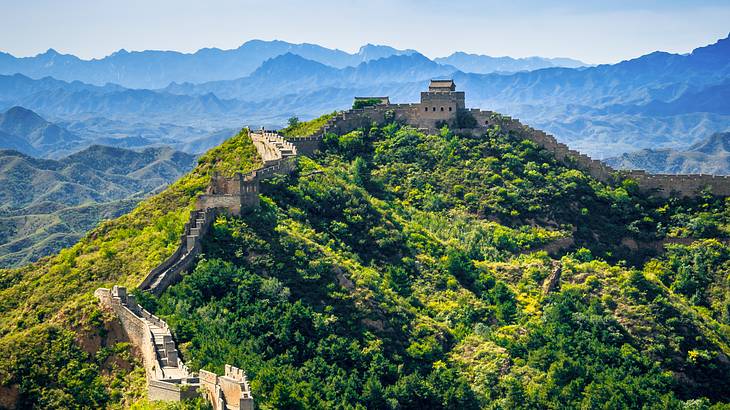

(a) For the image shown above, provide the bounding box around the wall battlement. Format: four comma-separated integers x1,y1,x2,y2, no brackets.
200,365,254,410
94,286,200,402
97,128,299,406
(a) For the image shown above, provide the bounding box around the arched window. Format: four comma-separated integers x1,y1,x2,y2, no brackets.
449,107,453,112
424,107,428,112
440,107,444,111
432,107,436,111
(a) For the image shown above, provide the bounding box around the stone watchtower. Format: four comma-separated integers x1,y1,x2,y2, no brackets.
419,79,465,124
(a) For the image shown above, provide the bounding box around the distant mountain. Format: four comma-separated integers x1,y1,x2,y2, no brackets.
621,81,730,116
605,132,730,174
0,40,417,89
0,106,80,156
1,35,730,157
450,33,730,156
0,77,251,128
164,52,455,101
0,145,196,266
0,128,36,155
435,52,586,74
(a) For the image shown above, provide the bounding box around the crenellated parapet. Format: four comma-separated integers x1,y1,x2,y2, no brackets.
200,365,254,410
97,128,296,406
196,129,298,214
95,286,200,401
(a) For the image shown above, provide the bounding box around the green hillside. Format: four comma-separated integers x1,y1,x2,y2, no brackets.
149,121,729,409
0,146,198,267
0,130,260,409
2,120,730,409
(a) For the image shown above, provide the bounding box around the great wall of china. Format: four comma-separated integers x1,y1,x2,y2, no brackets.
95,130,296,408
96,80,730,406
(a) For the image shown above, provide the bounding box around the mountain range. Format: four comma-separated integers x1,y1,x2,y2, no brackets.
0,40,584,89
0,144,196,267
435,52,586,74
0,104,237,158
0,35,729,159
605,132,730,175
0,106,80,157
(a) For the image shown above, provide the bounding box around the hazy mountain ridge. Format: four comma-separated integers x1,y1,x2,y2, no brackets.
163,52,456,100
0,41,419,89
435,51,586,74
605,131,730,174
0,106,81,157
0,144,196,266
1,35,730,157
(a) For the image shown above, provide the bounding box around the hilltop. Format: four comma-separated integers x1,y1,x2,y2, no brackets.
1,107,730,408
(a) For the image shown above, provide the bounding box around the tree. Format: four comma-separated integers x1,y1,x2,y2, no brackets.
288,116,300,128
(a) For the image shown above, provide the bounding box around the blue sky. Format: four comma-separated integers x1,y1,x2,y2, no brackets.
1,0,729,64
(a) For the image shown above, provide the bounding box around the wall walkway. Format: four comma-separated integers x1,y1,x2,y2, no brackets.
97,128,297,406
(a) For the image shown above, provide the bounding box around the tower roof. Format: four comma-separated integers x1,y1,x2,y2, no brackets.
429,79,455,92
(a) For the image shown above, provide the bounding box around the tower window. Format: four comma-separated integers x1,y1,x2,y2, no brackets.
449,107,453,112
440,107,444,111
432,107,436,111
424,107,428,112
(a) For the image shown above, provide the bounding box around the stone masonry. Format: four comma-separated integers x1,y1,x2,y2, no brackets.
200,365,254,410
95,286,200,402
96,128,298,406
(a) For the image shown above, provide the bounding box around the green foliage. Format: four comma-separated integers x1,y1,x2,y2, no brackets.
148,122,730,408
352,98,383,110
279,112,337,137
453,110,477,129
0,129,261,408
287,116,300,128
4,119,730,408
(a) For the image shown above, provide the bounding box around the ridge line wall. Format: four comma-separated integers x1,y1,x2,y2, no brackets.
138,208,216,294
286,106,730,197
142,130,298,296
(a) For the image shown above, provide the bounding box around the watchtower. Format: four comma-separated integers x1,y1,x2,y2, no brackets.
419,79,465,123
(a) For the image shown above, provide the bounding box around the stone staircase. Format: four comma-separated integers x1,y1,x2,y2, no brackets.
95,286,199,399
98,128,302,405
254,130,297,163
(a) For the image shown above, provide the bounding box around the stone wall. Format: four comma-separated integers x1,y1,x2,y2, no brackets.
94,286,200,401
99,129,296,406
489,112,730,197
285,104,730,198
200,365,254,410
138,208,217,295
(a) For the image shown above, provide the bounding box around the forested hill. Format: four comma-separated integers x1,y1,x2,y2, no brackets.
2,119,730,408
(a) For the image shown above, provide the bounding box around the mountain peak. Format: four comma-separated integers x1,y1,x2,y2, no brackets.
3,106,46,123
41,48,60,57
